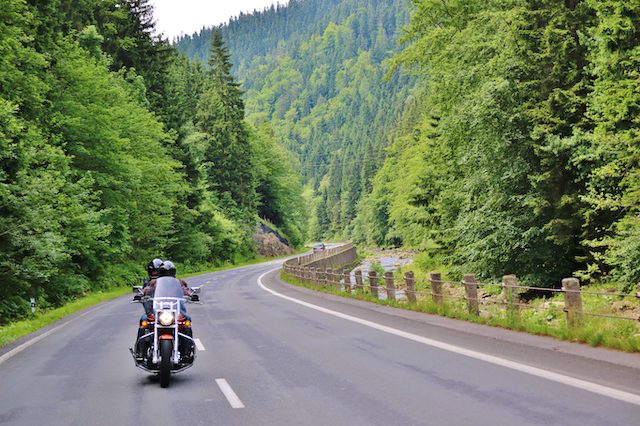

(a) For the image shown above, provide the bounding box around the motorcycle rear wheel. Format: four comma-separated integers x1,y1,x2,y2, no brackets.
159,339,172,388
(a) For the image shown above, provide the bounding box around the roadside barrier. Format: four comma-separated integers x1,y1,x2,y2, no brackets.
283,245,640,330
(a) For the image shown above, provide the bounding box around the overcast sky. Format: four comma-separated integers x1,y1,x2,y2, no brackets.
149,0,290,40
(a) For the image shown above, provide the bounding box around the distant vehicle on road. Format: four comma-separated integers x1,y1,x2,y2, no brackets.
312,243,325,253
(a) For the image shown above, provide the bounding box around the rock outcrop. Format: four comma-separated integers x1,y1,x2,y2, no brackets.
253,224,294,257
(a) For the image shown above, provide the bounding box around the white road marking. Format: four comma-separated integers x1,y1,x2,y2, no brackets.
258,268,640,406
0,303,110,366
216,378,245,408
194,338,206,351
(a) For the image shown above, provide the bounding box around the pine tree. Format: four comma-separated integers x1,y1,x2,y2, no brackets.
196,30,256,221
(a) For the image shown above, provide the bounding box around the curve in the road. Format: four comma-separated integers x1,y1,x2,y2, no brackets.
258,267,640,407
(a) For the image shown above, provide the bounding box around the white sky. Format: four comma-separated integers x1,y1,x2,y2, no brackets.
149,0,290,40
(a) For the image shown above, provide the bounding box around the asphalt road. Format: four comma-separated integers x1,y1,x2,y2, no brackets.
1,258,640,425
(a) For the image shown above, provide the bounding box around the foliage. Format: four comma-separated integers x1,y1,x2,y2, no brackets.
357,0,640,287
5,0,640,323
0,0,306,324
196,31,256,221
177,0,415,240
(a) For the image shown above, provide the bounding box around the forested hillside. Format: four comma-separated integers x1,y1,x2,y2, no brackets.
4,0,639,322
176,0,416,239
0,0,305,323
179,0,640,288
357,0,640,286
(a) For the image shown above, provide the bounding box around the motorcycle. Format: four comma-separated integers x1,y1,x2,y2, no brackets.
129,276,201,388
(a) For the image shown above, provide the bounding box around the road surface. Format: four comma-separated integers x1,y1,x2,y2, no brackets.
1,258,639,425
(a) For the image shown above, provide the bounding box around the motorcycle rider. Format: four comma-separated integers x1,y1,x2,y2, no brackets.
136,260,195,361
135,258,166,358
142,260,193,303
143,258,163,288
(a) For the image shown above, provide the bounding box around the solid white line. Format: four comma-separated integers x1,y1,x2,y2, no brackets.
258,268,640,406
194,338,206,351
0,303,109,366
216,378,245,408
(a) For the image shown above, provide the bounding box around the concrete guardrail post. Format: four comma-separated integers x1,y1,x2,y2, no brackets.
326,268,333,288
562,278,583,328
429,272,443,305
405,271,416,304
502,274,520,320
344,270,352,292
369,271,379,298
463,274,479,316
384,271,396,301
355,270,363,292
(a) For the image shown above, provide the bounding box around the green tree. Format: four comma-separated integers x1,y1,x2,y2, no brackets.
196,30,256,221
583,0,640,285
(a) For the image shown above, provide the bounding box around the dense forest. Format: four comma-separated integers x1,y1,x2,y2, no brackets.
3,0,640,323
176,0,416,239
179,0,640,288
0,0,305,323
357,0,640,287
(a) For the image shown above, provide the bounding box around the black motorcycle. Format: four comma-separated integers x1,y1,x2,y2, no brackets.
129,277,200,388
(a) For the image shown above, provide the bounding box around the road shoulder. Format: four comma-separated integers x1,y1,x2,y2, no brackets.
261,267,640,381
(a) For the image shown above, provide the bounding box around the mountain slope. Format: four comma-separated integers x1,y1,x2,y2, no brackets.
176,0,416,238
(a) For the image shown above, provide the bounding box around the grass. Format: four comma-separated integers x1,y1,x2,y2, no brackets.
0,248,309,349
281,270,640,353
0,286,130,347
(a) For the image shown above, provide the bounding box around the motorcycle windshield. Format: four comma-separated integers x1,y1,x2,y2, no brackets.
153,277,185,299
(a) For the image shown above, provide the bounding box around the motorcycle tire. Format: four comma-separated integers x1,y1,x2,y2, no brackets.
159,339,172,388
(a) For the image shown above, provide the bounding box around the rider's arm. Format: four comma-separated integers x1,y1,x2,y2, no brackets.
143,279,156,296
180,279,193,297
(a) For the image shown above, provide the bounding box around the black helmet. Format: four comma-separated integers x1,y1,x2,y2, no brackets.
146,258,163,277
159,260,177,277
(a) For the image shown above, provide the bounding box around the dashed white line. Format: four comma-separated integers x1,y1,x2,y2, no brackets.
216,378,245,408
257,268,640,407
194,338,205,351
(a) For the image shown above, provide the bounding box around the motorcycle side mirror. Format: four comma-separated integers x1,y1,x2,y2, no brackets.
190,294,199,302
132,285,143,293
